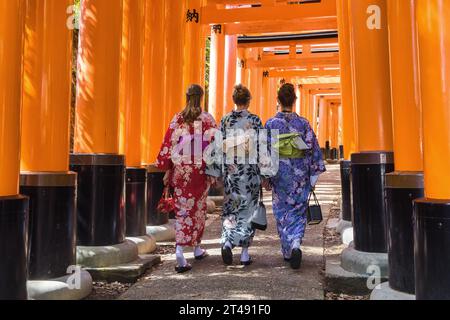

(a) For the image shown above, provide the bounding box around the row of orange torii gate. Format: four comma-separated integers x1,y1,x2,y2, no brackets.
0,0,348,198
1,0,450,300
5,0,444,200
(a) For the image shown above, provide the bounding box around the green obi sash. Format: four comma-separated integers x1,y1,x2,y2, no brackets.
274,133,307,159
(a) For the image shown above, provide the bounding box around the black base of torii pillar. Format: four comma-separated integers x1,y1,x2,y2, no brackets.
414,199,450,300
338,151,394,282
385,172,424,296
0,195,29,300
351,151,394,253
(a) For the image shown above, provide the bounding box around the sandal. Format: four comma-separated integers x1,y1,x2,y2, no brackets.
240,258,253,266
290,249,302,270
221,246,233,266
175,264,192,274
194,250,209,261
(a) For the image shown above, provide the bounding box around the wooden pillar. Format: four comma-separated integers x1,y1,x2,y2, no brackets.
20,0,80,282
71,0,126,247
183,0,205,89
348,0,394,254
348,0,393,152
295,85,301,115
387,0,423,172
74,0,123,154
0,0,25,196
311,95,319,133
332,103,340,149
164,0,187,124
383,0,424,296
337,0,358,159
120,0,148,238
413,0,450,300
318,97,328,148
120,0,145,167
255,68,263,117
269,77,278,119
309,92,315,123
261,72,270,124
224,35,237,114
237,48,246,85
338,103,344,148
141,0,166,165
21,0,73,172
209,24,225,121
415,0,450,199
327,101,336,148
0,0,29,300
300,86,307,118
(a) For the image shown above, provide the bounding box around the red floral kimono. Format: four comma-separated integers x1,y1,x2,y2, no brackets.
156,112,217,247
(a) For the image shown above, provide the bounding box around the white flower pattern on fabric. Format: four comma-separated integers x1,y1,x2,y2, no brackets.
206,109,263,248
156,112,217,247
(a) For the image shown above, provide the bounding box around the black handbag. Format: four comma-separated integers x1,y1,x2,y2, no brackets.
307,190,323,225
251,186,267,231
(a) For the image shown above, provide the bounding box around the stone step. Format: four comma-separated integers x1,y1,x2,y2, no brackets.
27,270,93,300
84,255,161,283
146,220,176,242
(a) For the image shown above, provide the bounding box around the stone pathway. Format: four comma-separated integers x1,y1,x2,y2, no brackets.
120,164,341,300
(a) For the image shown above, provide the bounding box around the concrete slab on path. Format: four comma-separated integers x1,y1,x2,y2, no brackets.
85,255,161,283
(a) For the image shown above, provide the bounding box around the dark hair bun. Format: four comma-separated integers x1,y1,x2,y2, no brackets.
232,84,252,106
186,84,204,97
278,83,297,108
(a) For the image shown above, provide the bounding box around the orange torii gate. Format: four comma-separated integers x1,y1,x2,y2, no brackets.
202,0,337,34
202,0,339,122
316,96,341,150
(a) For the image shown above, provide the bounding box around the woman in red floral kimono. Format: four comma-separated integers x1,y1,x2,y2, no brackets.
156,84,217,273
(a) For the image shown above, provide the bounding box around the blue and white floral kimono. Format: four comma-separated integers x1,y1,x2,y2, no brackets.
265,112,326,258
206,110,264,248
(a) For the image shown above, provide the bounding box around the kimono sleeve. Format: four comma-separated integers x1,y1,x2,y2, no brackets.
303,121,326,177
155,116,178,171
260,120,278,178
205,114,223,178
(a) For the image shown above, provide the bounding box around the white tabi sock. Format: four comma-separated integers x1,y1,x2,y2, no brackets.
176,246,187,267
194,246,205,257
241,247,250,262
224,241,233,250
291,239,301,252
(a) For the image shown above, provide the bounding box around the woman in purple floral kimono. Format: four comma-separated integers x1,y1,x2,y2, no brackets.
265,83,326,270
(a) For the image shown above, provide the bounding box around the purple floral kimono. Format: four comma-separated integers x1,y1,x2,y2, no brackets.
265,112,326,257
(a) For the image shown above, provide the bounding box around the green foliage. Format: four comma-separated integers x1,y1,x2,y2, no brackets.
70,0,80,152
204,37,211,112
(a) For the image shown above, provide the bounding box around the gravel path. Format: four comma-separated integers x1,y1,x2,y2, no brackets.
120,164,341,300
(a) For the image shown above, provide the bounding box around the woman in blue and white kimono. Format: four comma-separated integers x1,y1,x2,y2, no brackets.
206,85,264,266
265,83,326,270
